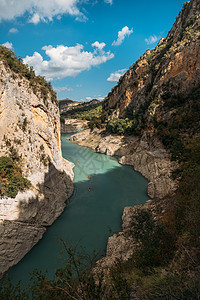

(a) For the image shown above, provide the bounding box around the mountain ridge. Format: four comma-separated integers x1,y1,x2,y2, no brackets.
103,0,200,123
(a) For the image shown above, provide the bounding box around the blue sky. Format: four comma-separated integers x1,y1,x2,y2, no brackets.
0,0,186,101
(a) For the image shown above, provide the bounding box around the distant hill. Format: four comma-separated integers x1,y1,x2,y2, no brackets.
58,98,81,112
59,98,101,116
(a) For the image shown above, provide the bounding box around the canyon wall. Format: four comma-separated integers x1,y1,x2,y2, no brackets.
70,0,200,274
0,59,74,276
103,0,200,120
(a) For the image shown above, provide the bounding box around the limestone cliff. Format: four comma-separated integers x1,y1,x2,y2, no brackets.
103,0,200,121
0,52,74,276
69,0,200,276
97,0,200,277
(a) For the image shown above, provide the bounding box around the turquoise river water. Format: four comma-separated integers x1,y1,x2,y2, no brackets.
7,133,149,286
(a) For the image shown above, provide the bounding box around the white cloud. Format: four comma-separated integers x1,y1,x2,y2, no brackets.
75,12,88,22
29,13,41,25
145,35,159,45
9,27,18,34
85,95,105,101
107,68,127,82
0,0,84,24
104,0,113,4
53,85,73,93
92,41,106,50
86,96,93,101
2,42,13,49
112,26,133,46
96,95,105,100
24,43,114,80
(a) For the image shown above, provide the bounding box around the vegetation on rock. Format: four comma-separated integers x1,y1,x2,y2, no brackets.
0,157,31,198
61,103,104,130
0,46,57,105
112,136,200,299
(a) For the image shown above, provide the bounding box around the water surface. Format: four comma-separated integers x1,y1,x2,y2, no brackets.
8,133,149,286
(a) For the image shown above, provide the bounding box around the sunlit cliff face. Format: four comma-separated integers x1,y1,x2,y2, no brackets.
0,59,74,276
103,0,200,120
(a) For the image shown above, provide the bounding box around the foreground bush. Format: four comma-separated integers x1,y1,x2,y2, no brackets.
0,242,130,300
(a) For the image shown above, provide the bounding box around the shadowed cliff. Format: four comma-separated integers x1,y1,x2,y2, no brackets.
0,162,73,278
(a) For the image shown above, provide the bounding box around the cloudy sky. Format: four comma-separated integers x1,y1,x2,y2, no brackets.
0,0,185,101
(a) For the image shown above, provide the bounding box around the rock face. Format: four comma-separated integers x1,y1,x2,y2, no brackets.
0,60,74,276
103,0,200,121
119,136,177,200
95,200,156,275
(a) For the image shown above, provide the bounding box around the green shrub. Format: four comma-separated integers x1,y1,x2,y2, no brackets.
88,117,102,130
39,144,44,151
0,156,31,198
106,118,142,136
0,157,14,177
9,146,21,162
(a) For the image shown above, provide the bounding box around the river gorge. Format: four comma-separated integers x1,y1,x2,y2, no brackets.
1,0,199,296
7,132,149,287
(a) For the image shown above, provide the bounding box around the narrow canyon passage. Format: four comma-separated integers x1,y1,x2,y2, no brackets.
8,133,149,287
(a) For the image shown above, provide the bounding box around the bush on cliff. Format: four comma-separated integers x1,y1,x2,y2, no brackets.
107,118,142,135
0,156,31,198
128,209,176,270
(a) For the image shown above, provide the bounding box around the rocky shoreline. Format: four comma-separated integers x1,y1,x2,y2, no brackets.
66,121,177,272
69,125,177,199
